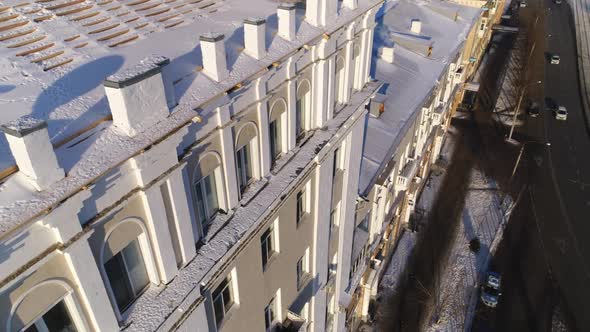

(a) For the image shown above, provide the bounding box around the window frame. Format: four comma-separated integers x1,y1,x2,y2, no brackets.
269,118,281,167
236,142,254,194
212,275,235,327
21,297,79,332
264,297,276,332
260,224,277,271
103,238,151,313
194,171,220,227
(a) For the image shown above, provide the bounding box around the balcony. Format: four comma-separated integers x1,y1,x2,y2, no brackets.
395,158,417,192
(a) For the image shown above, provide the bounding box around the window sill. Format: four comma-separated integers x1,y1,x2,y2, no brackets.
271,148,299,175
296,131,314,147
297,273,312,291
240,178,268,207
201,210,234,244
262,251,279,273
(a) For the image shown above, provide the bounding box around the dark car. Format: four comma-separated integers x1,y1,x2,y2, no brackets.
545,97,558,112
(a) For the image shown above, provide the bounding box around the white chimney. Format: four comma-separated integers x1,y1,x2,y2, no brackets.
104,56,170,137
200,32,229,82
380,46,395,64
342,0,358,9
1,116,64,191
277,3,296,41
244,17,266,60
411,19,422,34
307,0,337,26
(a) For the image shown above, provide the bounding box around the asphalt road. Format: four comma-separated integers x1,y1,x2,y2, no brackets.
473,0,590,330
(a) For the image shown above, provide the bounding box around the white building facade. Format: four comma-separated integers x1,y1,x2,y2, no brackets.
0,1,383,332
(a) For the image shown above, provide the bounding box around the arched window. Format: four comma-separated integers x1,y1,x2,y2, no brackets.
235,122,259,194
269,99,287,166
334,56,346,106
193,152,224,228
101,218,153,314
296,80,311,142
9,280,85,332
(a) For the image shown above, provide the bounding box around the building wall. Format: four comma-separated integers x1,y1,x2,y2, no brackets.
0,2,382,332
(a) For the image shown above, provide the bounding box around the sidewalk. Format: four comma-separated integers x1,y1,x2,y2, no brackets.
568,0,590,131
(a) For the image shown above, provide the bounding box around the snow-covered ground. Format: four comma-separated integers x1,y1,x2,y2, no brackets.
425,126,512,332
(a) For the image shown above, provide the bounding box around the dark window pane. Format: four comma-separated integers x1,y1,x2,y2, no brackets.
213,296,224,325
105,253,133,311
204,175,219,219
195,182,207,224
43,300,77,332
122,240,149,296
222,286,233,312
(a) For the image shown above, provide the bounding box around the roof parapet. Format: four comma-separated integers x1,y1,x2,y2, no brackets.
200,32,229,82
1,116,65,191
104,55,171,137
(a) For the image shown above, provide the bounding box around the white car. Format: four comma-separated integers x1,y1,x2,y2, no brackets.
555,106,568,120
520,0,527,7
551,55,560,64
481,272,502,308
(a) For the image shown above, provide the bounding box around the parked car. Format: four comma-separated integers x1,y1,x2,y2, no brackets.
551,54,560,64
554,106,568,120
555,0,562,4
528,102,540,117
481,272,502,308
520,0,527,7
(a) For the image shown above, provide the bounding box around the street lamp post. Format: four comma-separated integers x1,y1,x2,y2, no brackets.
507,80,542,141
508,140,552,185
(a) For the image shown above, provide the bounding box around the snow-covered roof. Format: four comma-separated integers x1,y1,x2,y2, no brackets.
0,0,382,234
358,0,481,195
0,0,286,171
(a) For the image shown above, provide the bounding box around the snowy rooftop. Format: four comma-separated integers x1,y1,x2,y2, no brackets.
0,0,382,234
358,0,481,195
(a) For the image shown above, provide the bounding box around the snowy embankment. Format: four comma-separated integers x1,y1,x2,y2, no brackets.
569,0,590,130
424,127,513,332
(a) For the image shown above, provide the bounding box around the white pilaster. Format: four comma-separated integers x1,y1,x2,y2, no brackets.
342,0,358,10
164,166,197,264
255,78,271,176
218,106,240,210
333,111,366,332
141,186,179,283
63,236,119,331
311,157,334,332
287,79,297,150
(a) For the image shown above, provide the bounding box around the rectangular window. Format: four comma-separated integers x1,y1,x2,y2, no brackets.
24,300,77,332
260,225,276,270
212,276,235,326
195,172,220,227
296,190,305,226
104,239,150,312
296,250,309,290
269,119,281,166
264,297,276,331
236,144,253,193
